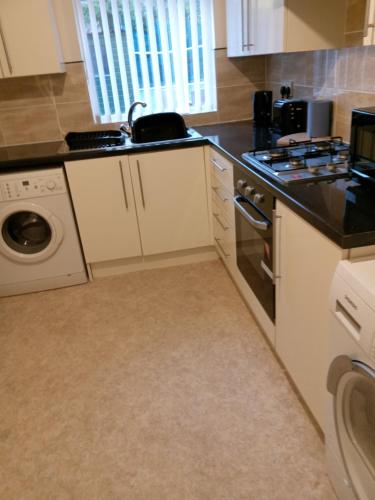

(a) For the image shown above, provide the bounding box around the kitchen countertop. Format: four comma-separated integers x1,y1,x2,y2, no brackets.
1,120,375,249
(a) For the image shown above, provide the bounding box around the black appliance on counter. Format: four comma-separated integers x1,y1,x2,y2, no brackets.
253,90,273,127
272,99,307,136
233,167,275,322
350,107,375,183
242,137,350,185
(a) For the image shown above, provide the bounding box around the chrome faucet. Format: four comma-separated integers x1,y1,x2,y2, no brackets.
125,101,147,136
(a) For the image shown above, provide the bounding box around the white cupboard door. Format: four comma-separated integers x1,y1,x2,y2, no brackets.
275,201,344,428
65,157,142,264
0,0,63,77
129,148,211,256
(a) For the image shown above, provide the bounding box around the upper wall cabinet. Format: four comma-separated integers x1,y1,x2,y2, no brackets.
226,0,346,57
0,0,64,78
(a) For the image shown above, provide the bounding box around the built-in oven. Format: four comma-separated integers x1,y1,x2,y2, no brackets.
350,107,375,182
233,166,275,322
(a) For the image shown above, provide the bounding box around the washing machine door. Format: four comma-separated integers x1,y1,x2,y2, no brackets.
0,202,63,263
328,355,375,500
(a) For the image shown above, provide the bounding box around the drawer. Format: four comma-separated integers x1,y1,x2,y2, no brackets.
211,182,235,225
212,201,236,270
209,149,234,194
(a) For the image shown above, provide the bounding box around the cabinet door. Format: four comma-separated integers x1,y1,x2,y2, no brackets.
129,148,210,256
65,157,142,264
226,0,284,57
0,0,63,77
275,201,344,428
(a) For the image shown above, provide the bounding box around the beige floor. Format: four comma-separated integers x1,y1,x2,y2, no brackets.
0,260,337,500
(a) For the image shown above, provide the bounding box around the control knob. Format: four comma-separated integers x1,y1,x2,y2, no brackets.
244,185,256,197
253,193,264,203
236,179,247,190
46,180,56,191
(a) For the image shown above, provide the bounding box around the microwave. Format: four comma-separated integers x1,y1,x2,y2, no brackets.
350,107,375,168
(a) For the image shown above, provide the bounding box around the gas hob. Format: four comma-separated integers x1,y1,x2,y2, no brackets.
242,137,351,185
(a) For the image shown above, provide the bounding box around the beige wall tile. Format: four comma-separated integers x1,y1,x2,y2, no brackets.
56,100,97,135
217,84,260,122
0,128,4,146
51,62,90,103
216,49,265,87
184,112,220,127
0,105,61,145
0,75,52,110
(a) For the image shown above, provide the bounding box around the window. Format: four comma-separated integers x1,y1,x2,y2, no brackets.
75,0,217,123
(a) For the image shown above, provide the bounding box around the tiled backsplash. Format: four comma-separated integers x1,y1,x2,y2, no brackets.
266,45,375,141
0,49,266,146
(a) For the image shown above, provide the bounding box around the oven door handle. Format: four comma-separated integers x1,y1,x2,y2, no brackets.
233,196,269,231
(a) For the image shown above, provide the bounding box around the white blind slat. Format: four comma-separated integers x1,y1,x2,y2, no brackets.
87,0,112,119
98,0,122,116
75,0,216,121
110,0,131,112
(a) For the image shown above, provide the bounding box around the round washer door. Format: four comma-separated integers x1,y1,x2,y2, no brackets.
0,202,63,263
328,355,375,500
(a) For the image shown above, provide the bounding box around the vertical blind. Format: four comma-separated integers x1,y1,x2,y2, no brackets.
75,0,217,123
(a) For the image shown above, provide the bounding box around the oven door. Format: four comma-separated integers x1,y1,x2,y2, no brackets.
234,195,275,321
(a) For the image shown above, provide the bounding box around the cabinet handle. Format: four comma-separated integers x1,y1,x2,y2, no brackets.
215,237,230,257
273,210,282,283
213,213,229,230
210,158,227,172
119,160,128,210
212,186,228,203
136,160,146,208
0,20,12,75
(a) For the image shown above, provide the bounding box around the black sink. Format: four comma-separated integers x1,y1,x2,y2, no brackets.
131,112,190,144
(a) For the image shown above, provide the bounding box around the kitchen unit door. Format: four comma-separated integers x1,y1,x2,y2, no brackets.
65,157,142,264
129,148,211,256
275,200,345,429
0,0,64,78
226,0,283,57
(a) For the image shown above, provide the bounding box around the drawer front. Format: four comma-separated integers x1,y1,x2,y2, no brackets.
212,200,236,270
209,149,234,194
211,181,235,225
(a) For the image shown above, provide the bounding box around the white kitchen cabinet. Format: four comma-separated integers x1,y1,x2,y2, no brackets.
129,148,211,256
226,0,345,57
275,200,346,429
65,156,142,264
0,0,64,78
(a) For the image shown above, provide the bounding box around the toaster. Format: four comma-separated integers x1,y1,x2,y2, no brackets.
272,99,307,136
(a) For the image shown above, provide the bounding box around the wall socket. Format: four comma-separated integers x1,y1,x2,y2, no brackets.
281,80,294,98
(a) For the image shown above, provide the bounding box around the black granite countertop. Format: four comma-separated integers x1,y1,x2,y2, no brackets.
1,121,375,249
195,121,375,249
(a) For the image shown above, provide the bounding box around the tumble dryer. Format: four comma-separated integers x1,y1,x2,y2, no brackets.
327,258,375,500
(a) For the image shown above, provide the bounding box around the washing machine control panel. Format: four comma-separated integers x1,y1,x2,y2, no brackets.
0,173,66,201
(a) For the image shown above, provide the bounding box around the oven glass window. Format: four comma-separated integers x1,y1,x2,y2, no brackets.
235,199,274,321
2,211,52,254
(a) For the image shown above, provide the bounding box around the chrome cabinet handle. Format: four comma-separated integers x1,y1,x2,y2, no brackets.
119,160,128,210
0,20,12,75
215,237,230,257
233,196,269,231
273,210,282,282
212,186,228,203
210,158,227,172
136,160,145,208
213,213,229,230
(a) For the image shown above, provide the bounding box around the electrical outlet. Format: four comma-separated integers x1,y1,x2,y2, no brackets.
282,80,294,98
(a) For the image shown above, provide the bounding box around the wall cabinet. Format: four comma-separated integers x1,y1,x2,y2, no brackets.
275,200,345,428
0,0,64,78
66,147,210,264
226,0,345,57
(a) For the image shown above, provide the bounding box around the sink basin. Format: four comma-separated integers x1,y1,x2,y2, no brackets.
131,112,190,144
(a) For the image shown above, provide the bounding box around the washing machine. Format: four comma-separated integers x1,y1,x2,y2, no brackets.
326,258,375,500
0,167,87,296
